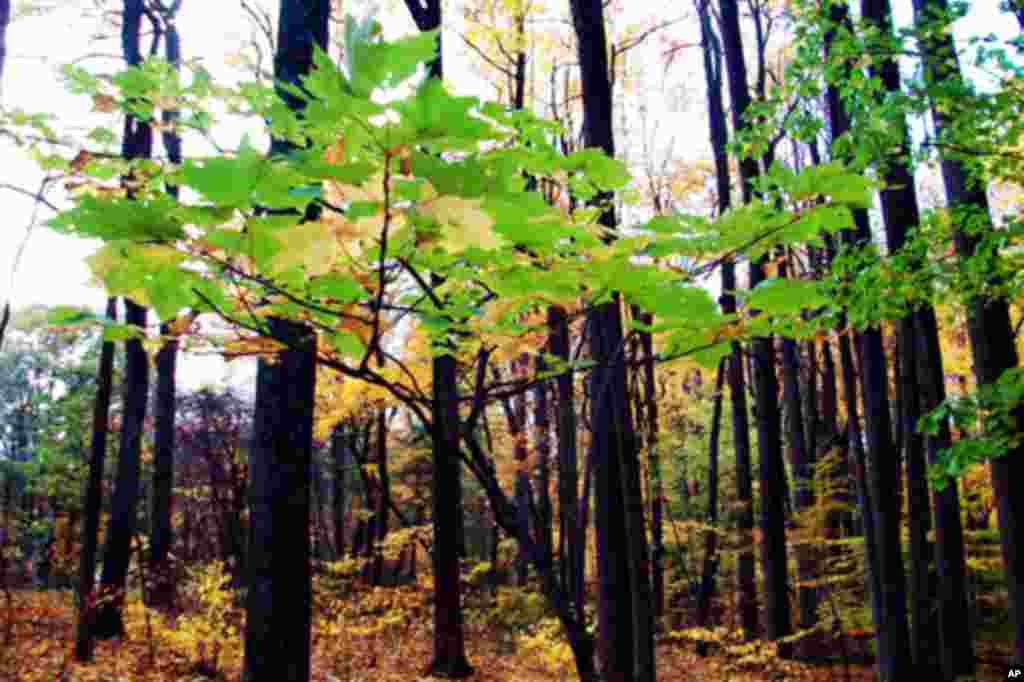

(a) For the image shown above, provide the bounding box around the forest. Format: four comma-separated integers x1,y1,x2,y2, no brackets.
0,0,1022,680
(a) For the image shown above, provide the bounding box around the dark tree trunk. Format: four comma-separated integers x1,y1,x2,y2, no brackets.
74,298,117,661
92,0,153,640
698,0,758,640
94,298,150,639
718,0,792,651
0,1,9,100
241,2,326,680
428,352,473,677
148,4,183,611
535,355,554,569
569,2,655,679
148,321,178,610
241,318,317,682
639,314,663,625
912,0,1022,666
398,1,472,673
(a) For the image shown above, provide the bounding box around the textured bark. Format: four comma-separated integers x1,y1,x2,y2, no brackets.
912,0,1024,665
241,318,317,682
74,298,117,661
569,2,655,679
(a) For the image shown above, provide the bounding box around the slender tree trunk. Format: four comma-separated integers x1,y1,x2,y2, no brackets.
94,297,150,638
697,0,758,640
718,0,792,651
149,320,178,610
639,313,663,626
92,0,153,639
398,1,473,673
74,298,117,661
148,4,183,611
428,351,473,677
535,356,554,569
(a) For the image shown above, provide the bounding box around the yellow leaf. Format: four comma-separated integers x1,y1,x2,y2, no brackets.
422,196,500,252
270,220,339,275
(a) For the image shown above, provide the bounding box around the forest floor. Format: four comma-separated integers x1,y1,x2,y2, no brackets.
0,585,1013,682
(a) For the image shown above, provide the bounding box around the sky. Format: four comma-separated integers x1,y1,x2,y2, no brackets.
0,0,1017,387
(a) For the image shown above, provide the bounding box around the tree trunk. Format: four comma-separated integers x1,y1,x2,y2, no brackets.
718,0,792,651
428,352,473,677
569,2,655,679
639,313,663,626
92,0,153,639
148,320,178,611
697,0,759,640
94,297,150,639
241,318,317,682
74,297,117,661
241,2,326,679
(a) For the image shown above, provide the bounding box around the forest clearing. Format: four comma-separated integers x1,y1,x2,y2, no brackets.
1,0,1023,680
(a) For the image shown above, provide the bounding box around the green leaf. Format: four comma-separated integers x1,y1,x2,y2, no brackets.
746,278,827,315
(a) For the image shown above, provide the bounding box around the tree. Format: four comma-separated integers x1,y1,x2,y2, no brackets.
240,2,326,680
148,0,184,613
717,0,792,651
92,2,154,640
568,1,655,680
